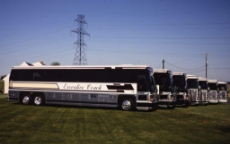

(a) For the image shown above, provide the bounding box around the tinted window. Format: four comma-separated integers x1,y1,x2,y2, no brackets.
10,70,25,81
10,69,148,83
173,75,186,91
208,83,217,90
187,79,198,89
199,81,207,89
218,84,227,90
154,73,172,91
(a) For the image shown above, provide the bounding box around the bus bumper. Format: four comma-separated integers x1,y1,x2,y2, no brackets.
218,99,228,103
176,100,189,107
200,101,209,105
158,101,176,108
189,101,200,105
136,102,157,111
209,100,218,104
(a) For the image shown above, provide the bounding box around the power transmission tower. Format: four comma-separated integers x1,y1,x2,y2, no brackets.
162,59,165,69
71,15,90,65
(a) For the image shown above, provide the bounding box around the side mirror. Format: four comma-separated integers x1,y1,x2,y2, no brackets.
198,86,201,89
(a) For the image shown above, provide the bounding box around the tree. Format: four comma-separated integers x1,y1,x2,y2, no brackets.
1,75,6,80
51,62,60,66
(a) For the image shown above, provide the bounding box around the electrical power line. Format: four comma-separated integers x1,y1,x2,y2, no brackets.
209,68,230,69
0,25,73,48
165,60,206,70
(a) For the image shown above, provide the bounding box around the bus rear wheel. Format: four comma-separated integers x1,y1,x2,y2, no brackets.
34,96,44,106
22,95,32,105
120,98,134,111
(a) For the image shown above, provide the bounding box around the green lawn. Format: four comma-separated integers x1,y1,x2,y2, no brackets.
0,94,230,144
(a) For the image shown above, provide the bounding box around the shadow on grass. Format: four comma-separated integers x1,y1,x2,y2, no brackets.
217,125,230,134
11,102,155,112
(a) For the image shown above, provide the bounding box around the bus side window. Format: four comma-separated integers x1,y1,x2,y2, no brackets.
33,71,44,81
137,75,147,91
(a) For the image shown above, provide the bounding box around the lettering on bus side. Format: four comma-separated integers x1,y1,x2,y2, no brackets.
61,83,102,91
87,84,102,90
63,84,84,90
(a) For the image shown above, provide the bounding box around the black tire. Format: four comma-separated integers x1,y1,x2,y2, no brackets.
34,95,44,106
21,95,32,105
120,98,134,111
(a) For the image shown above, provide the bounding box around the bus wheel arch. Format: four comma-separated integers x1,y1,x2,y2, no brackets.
118,95,135,111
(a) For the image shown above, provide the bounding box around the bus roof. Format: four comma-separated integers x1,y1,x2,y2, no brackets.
153,69,171,73
208,79,218,83
11,65,150,70
198,77,207,81
186,74,198,79
217,81,227,85
172,72,186,76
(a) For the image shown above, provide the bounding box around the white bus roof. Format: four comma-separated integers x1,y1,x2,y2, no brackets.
12,65,150,70
153,69,171,73
186,74,198,79
172,72,186,76
198,77,207,81
217,81,227,85
208,79,218,83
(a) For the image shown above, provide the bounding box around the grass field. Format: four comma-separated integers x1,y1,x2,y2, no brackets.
0,94,230,144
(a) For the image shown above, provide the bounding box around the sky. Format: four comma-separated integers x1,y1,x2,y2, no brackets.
0,0,230,81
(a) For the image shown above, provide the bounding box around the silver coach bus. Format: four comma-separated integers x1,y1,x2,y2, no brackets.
172,72,189,107
198,77,209,105
154,69,176,108
8,65,158,111
208,79,218,104
217,81,228,103
187,75,200,105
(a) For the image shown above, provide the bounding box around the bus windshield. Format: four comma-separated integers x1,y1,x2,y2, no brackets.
173,75,187,91
187,79,198,89
199,81,207,89
209,83,217,90
154,73,172,91
218,84,227,90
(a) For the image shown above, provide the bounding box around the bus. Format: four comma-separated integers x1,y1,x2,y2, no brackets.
207,79,218,104
198,77,209,105
153,69,176,108
8,65,158,111
217,81,228,103
187,75,200,105
172,72,189,107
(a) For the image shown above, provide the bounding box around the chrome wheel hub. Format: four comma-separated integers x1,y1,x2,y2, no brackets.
22,96,30,104
122,100,131,110
34,97,41,105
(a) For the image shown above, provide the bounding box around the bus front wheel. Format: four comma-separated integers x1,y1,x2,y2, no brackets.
121,98,134,111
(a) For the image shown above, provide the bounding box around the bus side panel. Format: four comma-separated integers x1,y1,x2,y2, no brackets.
8,90,19,102
98,94,117,104
46,92,63,103
63,93,80,102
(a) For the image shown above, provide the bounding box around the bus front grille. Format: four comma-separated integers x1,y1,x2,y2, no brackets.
220,91,227,100
190,89,198,101
209,91,217,100
202,91,207,101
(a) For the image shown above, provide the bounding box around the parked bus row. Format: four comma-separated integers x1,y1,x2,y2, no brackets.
7,65,228,111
